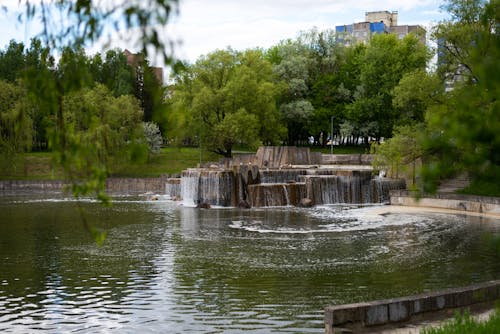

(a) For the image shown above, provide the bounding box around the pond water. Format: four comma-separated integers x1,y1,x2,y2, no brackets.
1,193,500,333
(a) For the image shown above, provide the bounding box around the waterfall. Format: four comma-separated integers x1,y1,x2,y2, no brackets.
180,169,235,206
305,175,406,205
177,157,405,208
180,169,201,206
248,183,307,207
370,177,407,203
165,178,181,199
259,169,307,183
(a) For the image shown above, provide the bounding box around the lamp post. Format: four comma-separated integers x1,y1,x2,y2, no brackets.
330,116,334,155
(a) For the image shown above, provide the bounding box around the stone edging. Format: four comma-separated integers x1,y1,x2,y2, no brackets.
325,280,500,333
0,177,168,193
389,190,500,216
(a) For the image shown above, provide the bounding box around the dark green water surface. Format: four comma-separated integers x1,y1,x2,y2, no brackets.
1,193,500,333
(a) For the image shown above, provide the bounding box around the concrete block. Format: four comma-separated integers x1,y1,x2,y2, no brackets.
389,300,410,322
454,290,473,307
365,304,388,326
436,296,446,309
417,295,437,313
472,287,488,303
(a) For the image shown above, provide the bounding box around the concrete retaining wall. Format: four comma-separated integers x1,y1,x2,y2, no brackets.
0,177,167,194
321,154,374,166
390,190,500,216
325,280,500,333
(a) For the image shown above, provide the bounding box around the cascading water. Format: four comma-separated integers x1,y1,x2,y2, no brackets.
177,167,405,207
247,182,306,207
174,147,406,208
180,169,201,206
165,178,181,199
303,174,406,205
180,169,235,206
370,177,407,203
259,170,308,184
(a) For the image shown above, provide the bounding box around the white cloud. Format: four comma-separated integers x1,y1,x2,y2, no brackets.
0,0,448,68
164,0,446,63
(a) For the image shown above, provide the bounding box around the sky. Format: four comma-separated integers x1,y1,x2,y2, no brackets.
0,0,449,66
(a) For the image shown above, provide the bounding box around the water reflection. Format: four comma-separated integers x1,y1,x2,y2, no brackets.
1,195,500,333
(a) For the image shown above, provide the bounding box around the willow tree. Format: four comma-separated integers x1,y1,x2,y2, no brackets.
171,48,285,157
5,1,177,197
3,1,178,242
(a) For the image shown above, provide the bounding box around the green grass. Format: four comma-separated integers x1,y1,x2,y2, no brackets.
109,147,219,177
0,147,220,180
311,145,369,154
422,309,500,334
0,145,371,180
0,152,63,180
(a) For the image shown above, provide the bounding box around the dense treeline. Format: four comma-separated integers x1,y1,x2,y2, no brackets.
0,41,164,152
0,27,428,161
371,0,499,195
167,30,429,156
1,0,498,197
0,40,165,204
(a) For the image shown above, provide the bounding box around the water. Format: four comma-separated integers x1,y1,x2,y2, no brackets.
2,193,500,333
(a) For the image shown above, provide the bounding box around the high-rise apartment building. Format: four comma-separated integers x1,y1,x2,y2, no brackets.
336,10,426,45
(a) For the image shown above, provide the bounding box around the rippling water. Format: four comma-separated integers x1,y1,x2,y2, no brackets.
1,193,500,333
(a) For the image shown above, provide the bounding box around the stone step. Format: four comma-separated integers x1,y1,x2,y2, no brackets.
438,174,470,193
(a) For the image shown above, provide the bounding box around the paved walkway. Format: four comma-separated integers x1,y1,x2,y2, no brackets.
376,308,494,333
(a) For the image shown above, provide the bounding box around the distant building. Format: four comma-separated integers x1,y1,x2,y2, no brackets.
336,10,426,46
124,49,164,85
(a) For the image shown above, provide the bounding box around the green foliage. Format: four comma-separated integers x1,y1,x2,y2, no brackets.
421,0,500,194
53,84,143,201
93,50,135,97
347,33,430,141
142,122,163,154
0,80,33,165
272,39,315,144
371,124,425,184
170,48,284,157
422,309,500,334
392,70,443,124
0,40,25,82
0,1,178,242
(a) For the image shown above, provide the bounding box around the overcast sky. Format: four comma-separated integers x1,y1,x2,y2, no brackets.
0,0,449,65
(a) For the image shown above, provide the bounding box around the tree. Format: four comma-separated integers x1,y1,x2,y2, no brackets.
0,80,33,162
171,48,284,157
421,0,499,195
60,84,143,194
308,36,365,146
271,39,315,145
0,40,25,83
392,69,443,125
95,50,135,97
347,33,429,143
142,122,163,155
371,124,425,186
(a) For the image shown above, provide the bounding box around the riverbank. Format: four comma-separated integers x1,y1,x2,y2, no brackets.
0,148,220,180
0,177,167,194
325,280,500,333
389,190,500,217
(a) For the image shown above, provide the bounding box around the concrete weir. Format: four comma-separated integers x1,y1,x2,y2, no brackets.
325,280,500,333
168,147,406,207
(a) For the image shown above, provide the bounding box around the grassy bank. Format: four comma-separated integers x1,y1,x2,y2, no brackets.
1,145,371,180
423,309,500,334
311,145,368,154
0,147,220,180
